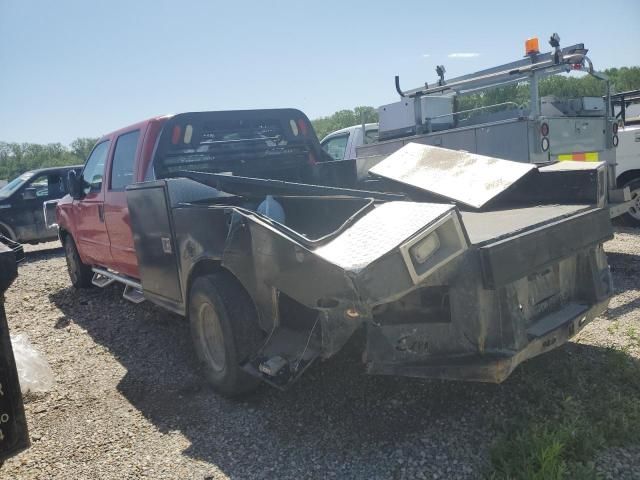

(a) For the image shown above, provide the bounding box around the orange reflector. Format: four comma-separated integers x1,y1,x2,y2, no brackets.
525,37,540,55
297,119,308,136
171,125,181,145
557,152,599,162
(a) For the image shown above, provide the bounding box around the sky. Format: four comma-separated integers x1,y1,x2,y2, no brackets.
1,0,639,145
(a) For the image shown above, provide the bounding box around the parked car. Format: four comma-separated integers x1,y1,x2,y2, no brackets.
320,123,378,161
57,109,612,396
611,90,640,226
0,166,82,244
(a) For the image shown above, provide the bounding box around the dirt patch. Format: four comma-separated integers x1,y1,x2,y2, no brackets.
2,232,639,479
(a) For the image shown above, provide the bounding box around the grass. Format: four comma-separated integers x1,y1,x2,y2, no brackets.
487,346,640,479
625,327,640,348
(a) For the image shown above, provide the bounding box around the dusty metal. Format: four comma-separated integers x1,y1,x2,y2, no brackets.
369,143,536,208
127,171,612,388
122,109,615,390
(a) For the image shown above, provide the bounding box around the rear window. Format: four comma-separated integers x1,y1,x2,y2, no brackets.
152,110,320,181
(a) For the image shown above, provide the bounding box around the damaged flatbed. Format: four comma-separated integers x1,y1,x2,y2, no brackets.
121,111,613,394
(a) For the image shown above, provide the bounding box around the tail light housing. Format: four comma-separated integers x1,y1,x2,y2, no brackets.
541,137,550,152
540,122,549,137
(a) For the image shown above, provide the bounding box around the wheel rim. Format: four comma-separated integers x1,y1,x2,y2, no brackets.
628,188,640,221
65,241,79,284
197,302,226,372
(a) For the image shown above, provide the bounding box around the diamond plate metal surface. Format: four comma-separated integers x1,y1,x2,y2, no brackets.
314,201,454,271
370,143,536,208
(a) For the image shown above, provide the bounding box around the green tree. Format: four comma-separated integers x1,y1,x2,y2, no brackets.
457,66,640,114
312,106,379,140
70,137,98,162
0,137,98,180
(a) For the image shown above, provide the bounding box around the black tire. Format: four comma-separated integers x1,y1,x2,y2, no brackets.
620,178,640,228
63,235,93,288
189,273,264,396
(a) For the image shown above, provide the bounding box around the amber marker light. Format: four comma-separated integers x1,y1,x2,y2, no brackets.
525,37,540,55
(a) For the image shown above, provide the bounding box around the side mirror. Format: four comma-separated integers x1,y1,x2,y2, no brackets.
68,170,83,200
22,187,37,200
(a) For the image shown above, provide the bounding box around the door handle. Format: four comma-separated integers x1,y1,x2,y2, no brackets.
98,205,104,223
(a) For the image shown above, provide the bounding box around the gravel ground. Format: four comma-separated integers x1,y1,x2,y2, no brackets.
2,229,640,479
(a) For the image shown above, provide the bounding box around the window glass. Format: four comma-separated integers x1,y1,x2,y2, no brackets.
364,129,378,144
153,114,312,180
46,173,67,198
82,141,110,195
0,173,33,198
110,130,140,190
321,134,349,161
25,173,68,199
28,175,49,198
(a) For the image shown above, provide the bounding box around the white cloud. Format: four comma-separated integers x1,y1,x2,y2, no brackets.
422,53,431,58
448,52,480,58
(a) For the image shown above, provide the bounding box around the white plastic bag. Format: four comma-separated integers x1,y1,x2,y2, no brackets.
10,334,54,394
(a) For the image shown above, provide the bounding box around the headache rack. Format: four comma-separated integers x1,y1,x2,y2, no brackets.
153,109,320,180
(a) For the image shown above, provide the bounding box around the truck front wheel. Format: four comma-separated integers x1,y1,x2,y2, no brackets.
63,235,93,288
189,273,263,396
621,178,640,227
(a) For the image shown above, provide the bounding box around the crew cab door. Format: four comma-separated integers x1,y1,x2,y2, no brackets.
9,172,67,242
2,181,38,242
74,140,113,266
30,171,71,240
104,129,141,279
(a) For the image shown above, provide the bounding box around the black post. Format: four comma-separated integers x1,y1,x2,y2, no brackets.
0,242,29,463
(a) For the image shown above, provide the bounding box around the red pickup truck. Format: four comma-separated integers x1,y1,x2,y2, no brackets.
56,115,167,283
57,109,613,396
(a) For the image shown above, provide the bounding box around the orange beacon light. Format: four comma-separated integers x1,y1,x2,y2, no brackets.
525,37,540,55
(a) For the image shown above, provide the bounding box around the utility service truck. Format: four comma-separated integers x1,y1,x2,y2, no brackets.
322,34,631,219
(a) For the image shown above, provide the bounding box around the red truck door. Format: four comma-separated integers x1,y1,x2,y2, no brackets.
74,140,114,267
103,128,143,279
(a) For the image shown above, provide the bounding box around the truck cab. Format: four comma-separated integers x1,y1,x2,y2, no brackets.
56,110,322,282
320,123,378,161
611,89,640,225
0,165,82,243
56,116,167,279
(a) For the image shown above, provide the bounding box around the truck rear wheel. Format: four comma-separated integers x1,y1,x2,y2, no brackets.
621,178,640,227
189,273,263,396
63,235,93,288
